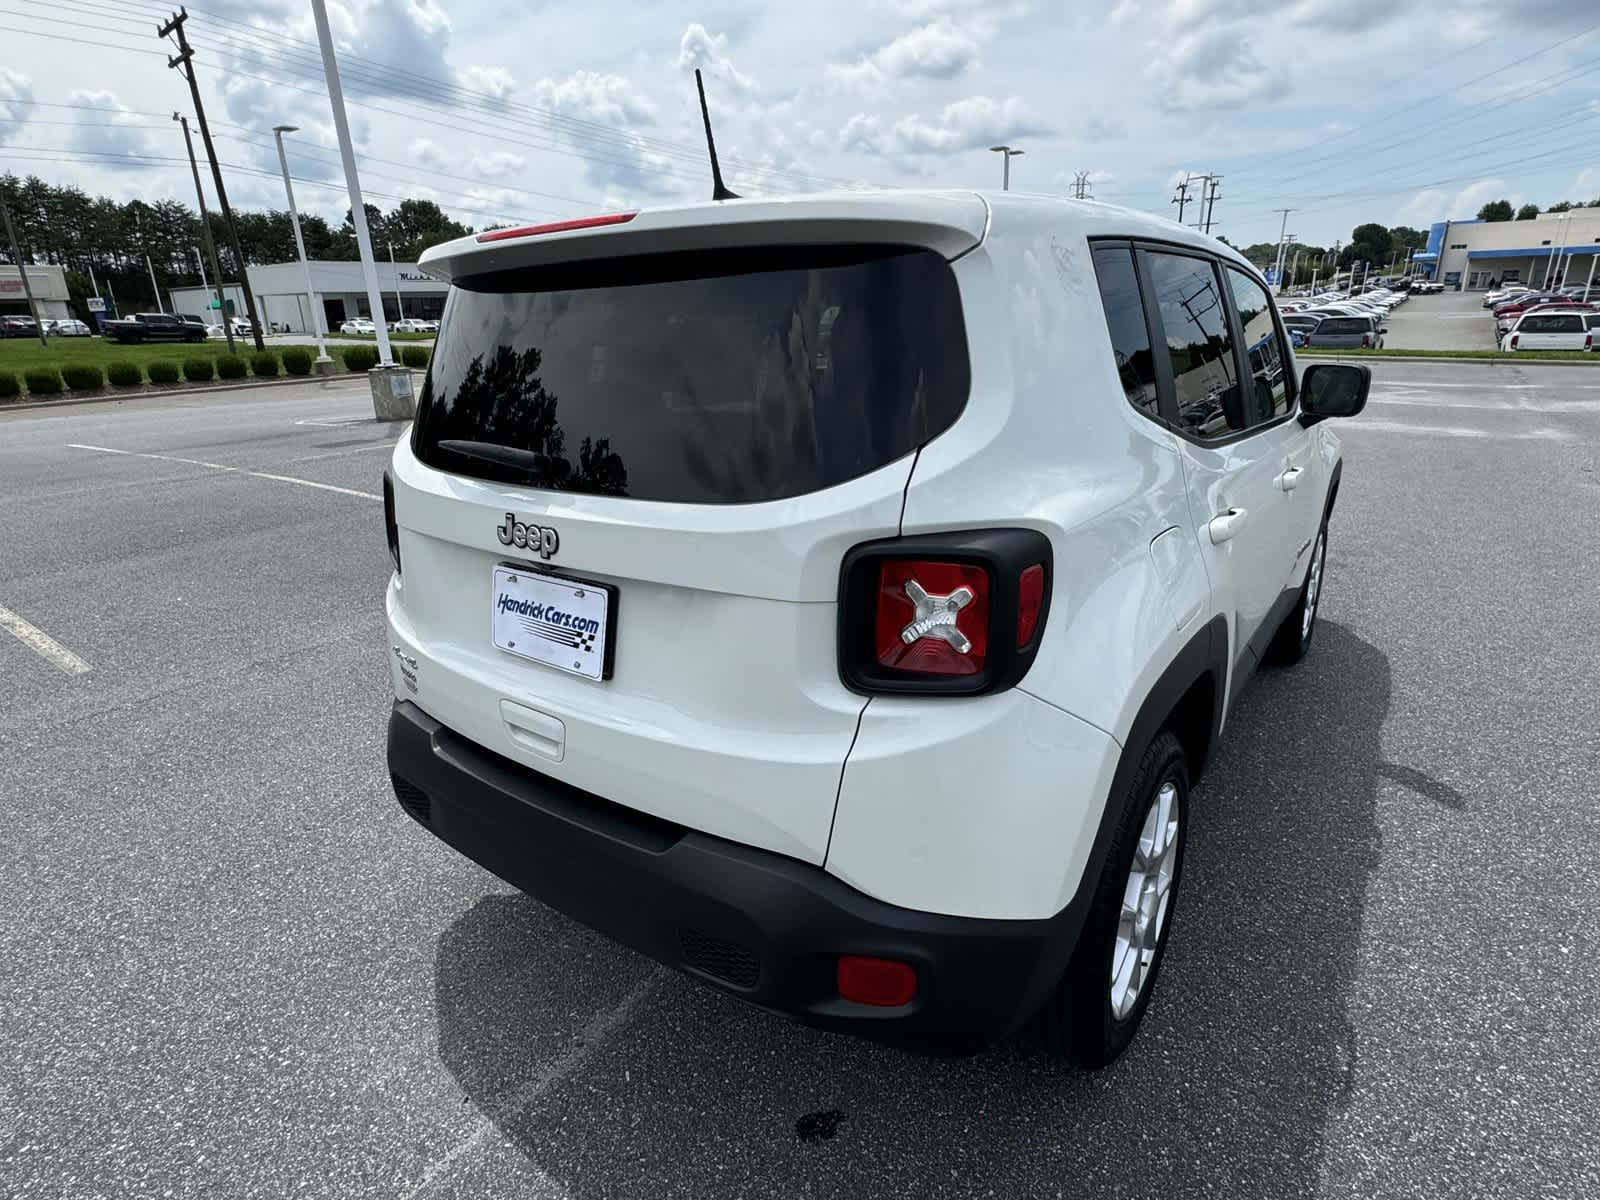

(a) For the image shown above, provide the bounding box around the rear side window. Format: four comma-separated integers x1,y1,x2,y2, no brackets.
1144,251,1240,441
1317,317,1370,334
1090,245,1160,420
412,245,969,504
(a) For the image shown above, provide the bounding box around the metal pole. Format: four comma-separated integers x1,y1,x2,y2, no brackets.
146,255,164,312
272,126,330,364
174,113,234,351
194,245,209,309
0,193,48,348
1584,251,1597,304
107,280,118,318
1272,208,1291,294
388,242,404,323
311,0,394,367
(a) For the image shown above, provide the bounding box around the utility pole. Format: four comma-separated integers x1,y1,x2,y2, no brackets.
1271,208,1293,294
173,112,234,351
146,255,164,312
1172,174,1192,225
1072,171,1092,200
0,192,48,348
159,7,265,351
1200,175,1222,234
1583,251,1597,303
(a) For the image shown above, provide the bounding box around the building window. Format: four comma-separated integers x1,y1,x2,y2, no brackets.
1449,243,1467,250
1541,240,1552,246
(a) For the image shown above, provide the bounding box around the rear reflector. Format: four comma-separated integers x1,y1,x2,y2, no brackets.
837,956,917,1007
476,212,637,243
1016,564,1045,647
874,560,990,676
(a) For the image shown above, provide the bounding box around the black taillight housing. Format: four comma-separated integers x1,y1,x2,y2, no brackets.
383,471,401,575
838,528,1052,696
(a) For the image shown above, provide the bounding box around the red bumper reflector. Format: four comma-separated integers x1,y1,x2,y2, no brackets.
476,211,637,243
837,955,917,1007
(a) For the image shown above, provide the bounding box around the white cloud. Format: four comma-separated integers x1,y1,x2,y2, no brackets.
838,113,883,153
469,150,526,179
828,20,980,89
0,70,34,148
676,24,754,92
529,71,673,196
65,89,154,169
1151,27,1287,111
1567,166,1600,200
882,95,1049,155
1396,178,1525,226
460,64,516,103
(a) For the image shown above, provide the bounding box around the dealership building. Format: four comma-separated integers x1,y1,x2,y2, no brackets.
0,264,73,322
1412,208,1600,291
168,259,448,331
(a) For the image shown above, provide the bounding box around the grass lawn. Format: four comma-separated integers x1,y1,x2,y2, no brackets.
1299,347,1599,363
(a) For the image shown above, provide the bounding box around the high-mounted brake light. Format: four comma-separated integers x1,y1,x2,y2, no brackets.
476,212,637,243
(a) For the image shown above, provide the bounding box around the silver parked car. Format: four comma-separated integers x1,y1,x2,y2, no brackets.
1307,314,1384,349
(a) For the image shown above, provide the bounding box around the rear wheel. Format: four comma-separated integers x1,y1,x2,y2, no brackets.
1034,730,1188,1066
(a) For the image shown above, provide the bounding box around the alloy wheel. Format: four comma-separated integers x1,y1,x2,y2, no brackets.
1110,780,1180,1020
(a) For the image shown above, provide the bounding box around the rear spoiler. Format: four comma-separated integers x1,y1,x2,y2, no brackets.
418,191,990,283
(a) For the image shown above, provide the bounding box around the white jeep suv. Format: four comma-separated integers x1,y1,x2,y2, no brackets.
383,193,1369,1064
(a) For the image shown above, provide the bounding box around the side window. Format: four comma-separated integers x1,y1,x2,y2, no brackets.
1556,315,1585,333
1145,251,1241,440
1225,267,1292,424
1090,245,1160,420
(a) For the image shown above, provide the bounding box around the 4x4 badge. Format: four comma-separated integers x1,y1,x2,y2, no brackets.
899,580,974,654
496,513,559,559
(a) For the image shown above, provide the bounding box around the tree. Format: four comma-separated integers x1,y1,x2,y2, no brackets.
1516,204,1540,220
1548,200,1574,213
1477,200,1514,222
1339,222,1393,271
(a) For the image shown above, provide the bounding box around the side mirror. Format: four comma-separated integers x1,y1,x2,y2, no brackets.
1300,362,1370,425
1379,326,1389,334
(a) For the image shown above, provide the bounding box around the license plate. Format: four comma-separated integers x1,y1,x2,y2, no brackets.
491,566,614,681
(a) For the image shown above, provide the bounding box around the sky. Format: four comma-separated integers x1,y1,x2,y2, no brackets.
3,0,1600,257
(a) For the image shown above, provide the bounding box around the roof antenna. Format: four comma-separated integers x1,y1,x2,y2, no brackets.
694,67,739,201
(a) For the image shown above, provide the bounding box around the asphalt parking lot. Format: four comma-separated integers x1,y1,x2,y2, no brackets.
1372,287,1499,352
3,365,1598,1199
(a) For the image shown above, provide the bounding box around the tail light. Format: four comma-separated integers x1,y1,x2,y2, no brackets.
1360,333,1371,347
383,471,401,574
1509,334,1519,349
1586,334,1593,350
839,529,1052,696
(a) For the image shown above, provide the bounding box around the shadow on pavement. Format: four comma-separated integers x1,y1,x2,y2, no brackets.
433,622,1389,1199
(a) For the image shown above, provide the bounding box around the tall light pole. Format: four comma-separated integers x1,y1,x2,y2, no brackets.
272,124,332,370
1271,208,1294,294
173,112,234,351
388,242,404,323
310,0,400,401
989,145,1024,191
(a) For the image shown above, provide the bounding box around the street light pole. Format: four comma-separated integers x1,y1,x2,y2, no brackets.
989,145,1024,191
146,255,164,312
388,242,404,323
272,124,332,369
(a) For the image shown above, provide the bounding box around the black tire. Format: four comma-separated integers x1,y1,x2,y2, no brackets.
1033,730,1189,1067
1266,519,1329,665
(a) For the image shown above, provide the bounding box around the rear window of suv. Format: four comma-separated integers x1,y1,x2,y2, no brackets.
1317,317,1372,334
411,244,970,504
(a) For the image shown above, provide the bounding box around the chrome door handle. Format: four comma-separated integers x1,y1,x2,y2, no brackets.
1276,467,1304,492
1208,508,1248,544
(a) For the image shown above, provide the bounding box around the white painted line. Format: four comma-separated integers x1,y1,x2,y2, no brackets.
1345,418,1573,440
293,416,370,428
67,443,381,501
0,604,91,675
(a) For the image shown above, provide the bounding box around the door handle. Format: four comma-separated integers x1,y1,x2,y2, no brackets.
1208,508,1248,545
1276,466,1304,492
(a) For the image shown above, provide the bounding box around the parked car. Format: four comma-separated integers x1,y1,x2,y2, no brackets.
383,194,1369,1064
1503,310,1595,351
392,318,432,333
1483,284,1532,307
1410,280,1445,295
340,318,377,334
1282,315,1323,338
2,314,41,337
1307,314,1384,349
1496,301,1598,339
101,312,207,343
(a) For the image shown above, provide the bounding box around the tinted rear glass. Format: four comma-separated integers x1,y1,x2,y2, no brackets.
1318,318,1370,334
412,244,969,504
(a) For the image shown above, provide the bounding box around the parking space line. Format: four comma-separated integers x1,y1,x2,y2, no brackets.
0,604,91,674
67,443,381,501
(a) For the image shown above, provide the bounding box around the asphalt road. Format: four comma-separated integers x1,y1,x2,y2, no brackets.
2,364,1598,1199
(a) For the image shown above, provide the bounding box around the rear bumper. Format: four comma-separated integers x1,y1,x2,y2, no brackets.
387,700,1088,1053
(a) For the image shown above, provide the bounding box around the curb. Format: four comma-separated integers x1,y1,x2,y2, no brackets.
1299,353,1600,367
0,373,374,413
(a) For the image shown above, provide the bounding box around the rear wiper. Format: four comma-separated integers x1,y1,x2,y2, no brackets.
436,440,559,483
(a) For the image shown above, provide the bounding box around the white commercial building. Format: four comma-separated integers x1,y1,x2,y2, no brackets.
1412,209,1600,292
167,259,448,332
0,264,72,322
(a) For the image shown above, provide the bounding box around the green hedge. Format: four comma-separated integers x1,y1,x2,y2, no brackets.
23,367,63,395
62,364,105,391
341,345,379,372
148,360,181,384
0,370,20,399
107,361,144,387
281,347,313,376
251,351,281,377
400,345,430,369
182,357,216,383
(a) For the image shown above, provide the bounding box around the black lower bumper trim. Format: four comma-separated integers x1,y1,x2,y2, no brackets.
387,700,1089,1053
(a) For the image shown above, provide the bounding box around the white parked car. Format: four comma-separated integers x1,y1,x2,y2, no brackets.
392,318,432,333
382,194,1369,1063
1503,310,1596,351
340,318,377,335
46,318,92,336
1483,284,1531,308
